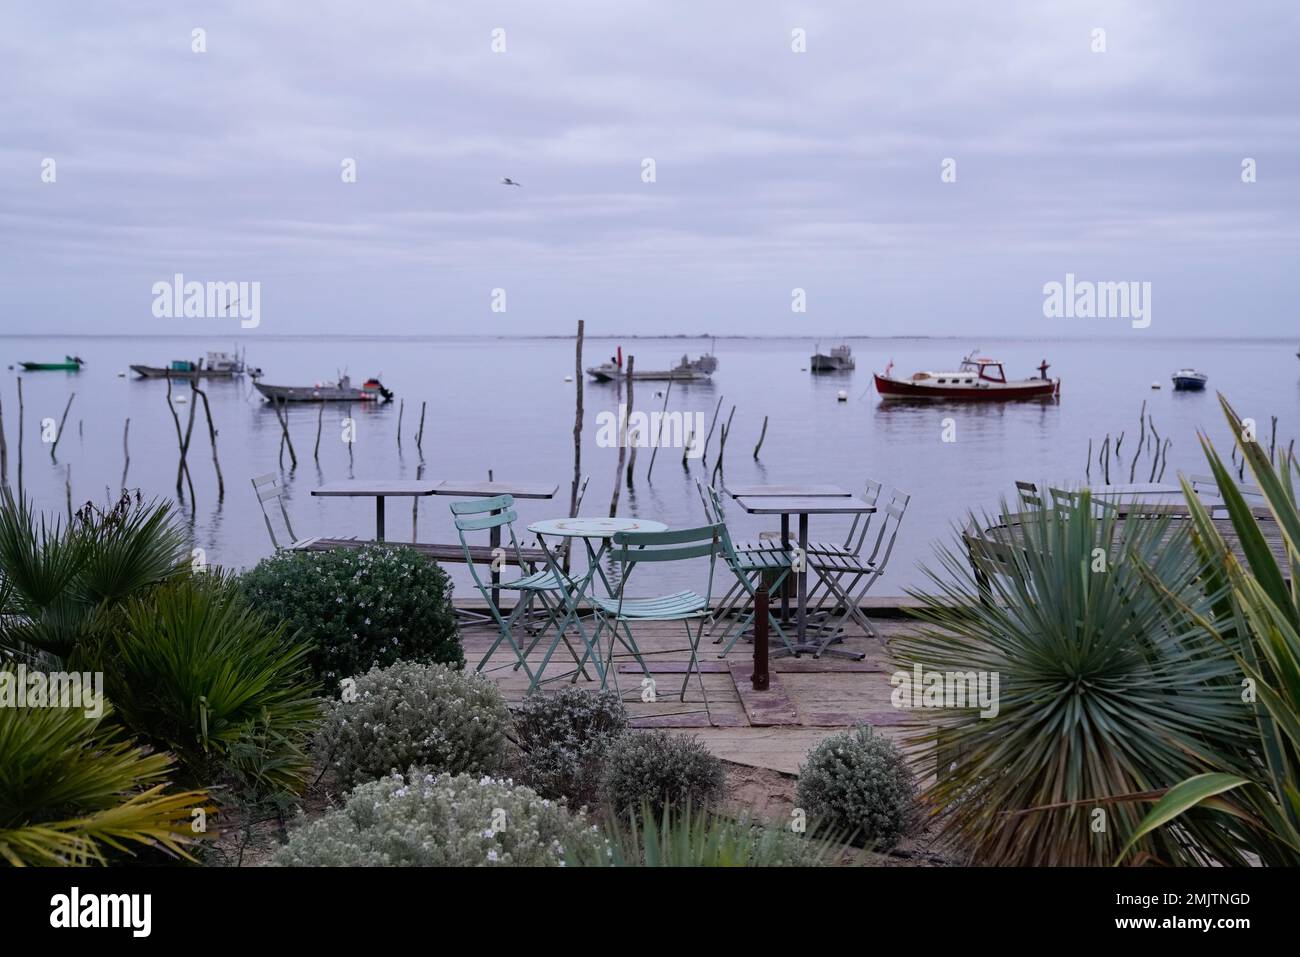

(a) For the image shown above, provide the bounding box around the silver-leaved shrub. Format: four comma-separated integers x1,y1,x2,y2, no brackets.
795,725,917,851
599,730,725,820
514,688,629,809
319,661,509,788
273,769,609,866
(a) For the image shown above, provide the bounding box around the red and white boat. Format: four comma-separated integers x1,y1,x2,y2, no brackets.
874,353,1059,401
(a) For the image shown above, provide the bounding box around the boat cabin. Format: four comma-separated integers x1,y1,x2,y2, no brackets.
956,357,1006,383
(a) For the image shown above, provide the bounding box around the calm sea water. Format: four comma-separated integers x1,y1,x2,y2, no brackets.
5,335,1298,597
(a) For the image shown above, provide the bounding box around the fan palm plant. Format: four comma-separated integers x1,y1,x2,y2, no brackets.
894,496,1253,865
0,672,211,866
1119,396,1300,865
0,492,187,661
105,573,322,794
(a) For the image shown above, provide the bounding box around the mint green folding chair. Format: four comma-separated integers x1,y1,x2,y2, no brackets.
451,495,589,683
591,524,722,703
709,501,795,658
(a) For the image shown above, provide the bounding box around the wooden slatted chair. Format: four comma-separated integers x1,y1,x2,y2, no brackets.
1015,480,1042,508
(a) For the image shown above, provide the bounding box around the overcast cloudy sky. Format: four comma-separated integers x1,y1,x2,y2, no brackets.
3,1,1297,337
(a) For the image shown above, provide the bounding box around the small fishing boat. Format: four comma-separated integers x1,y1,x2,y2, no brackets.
131,350,258,379
874,352,1059,401
20,356,84,371
810,343,855,372
1171,368,1208,391
586,347,718,383
254,374,393,403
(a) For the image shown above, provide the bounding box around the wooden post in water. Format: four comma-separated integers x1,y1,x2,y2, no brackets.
710,405,735,484
121,418,130,489
396,399,404,450
165,377,190,500
570,319,584,517
314,404,323,462
752,415,768,460
608,355,633,516
193,380,224,501
701,395,723,467
15,379,23,503
272,396,298,468
50,393,75,460
752,578,770,691
179,378,198,506
65,465,73,523
416,401,427,458
0,392,8,496
646,379,672,482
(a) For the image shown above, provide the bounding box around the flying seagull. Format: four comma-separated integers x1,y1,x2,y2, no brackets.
501,177,522,187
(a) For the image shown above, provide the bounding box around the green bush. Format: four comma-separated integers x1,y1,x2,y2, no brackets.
796,726,916,852
318,661,509,788
241,545,461,687
599,731,725,820
514,688,628,808
274,769,608,866
0,673,210,866
105,574,323,796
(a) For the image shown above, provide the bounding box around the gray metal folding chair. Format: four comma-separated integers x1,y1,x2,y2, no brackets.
251,473,335,551
806,488,910,652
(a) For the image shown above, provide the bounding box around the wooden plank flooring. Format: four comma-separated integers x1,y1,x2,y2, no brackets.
461,608,935,777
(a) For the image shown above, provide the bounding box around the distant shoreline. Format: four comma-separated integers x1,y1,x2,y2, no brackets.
2,333,1295,344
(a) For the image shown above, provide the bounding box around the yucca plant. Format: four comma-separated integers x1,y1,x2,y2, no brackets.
567,800,851,867
1119,396,1300,865
0,673,211,866
104,574,322,795
894,496,1253,865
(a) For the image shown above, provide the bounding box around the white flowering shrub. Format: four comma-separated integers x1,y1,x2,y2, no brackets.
274,769,609,866
241,545,461,686
795,725,917,851
319,661,509,787
514,688,628,809
599,730,725,820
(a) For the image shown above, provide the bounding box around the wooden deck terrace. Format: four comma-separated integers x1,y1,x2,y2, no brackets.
455,597,935,778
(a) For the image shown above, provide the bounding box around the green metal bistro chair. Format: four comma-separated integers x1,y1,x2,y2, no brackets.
698,486,793,651
712,515,795,658
591,524,723,703
451,495,589,683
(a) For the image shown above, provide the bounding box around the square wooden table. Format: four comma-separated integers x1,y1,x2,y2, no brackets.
311,479,441,541
734,495,876,658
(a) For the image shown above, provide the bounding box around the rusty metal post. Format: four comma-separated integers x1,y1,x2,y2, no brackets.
752,576,770,690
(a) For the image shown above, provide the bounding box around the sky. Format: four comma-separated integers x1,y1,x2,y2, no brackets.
2,0,1297,338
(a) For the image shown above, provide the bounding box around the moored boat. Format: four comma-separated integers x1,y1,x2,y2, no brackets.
1171,368,1208,391
874,353,1059,401
810,343,855,372
254,374,393,403
19,355,84,371
587,347,718,383
131,350,259,379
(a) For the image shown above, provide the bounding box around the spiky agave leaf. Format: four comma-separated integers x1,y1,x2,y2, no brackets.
894,495,1253,866
1120,396,1300,865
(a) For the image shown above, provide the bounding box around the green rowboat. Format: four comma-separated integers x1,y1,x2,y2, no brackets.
19,356,85,372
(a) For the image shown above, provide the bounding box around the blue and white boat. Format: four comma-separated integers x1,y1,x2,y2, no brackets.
1171,368,1208,391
